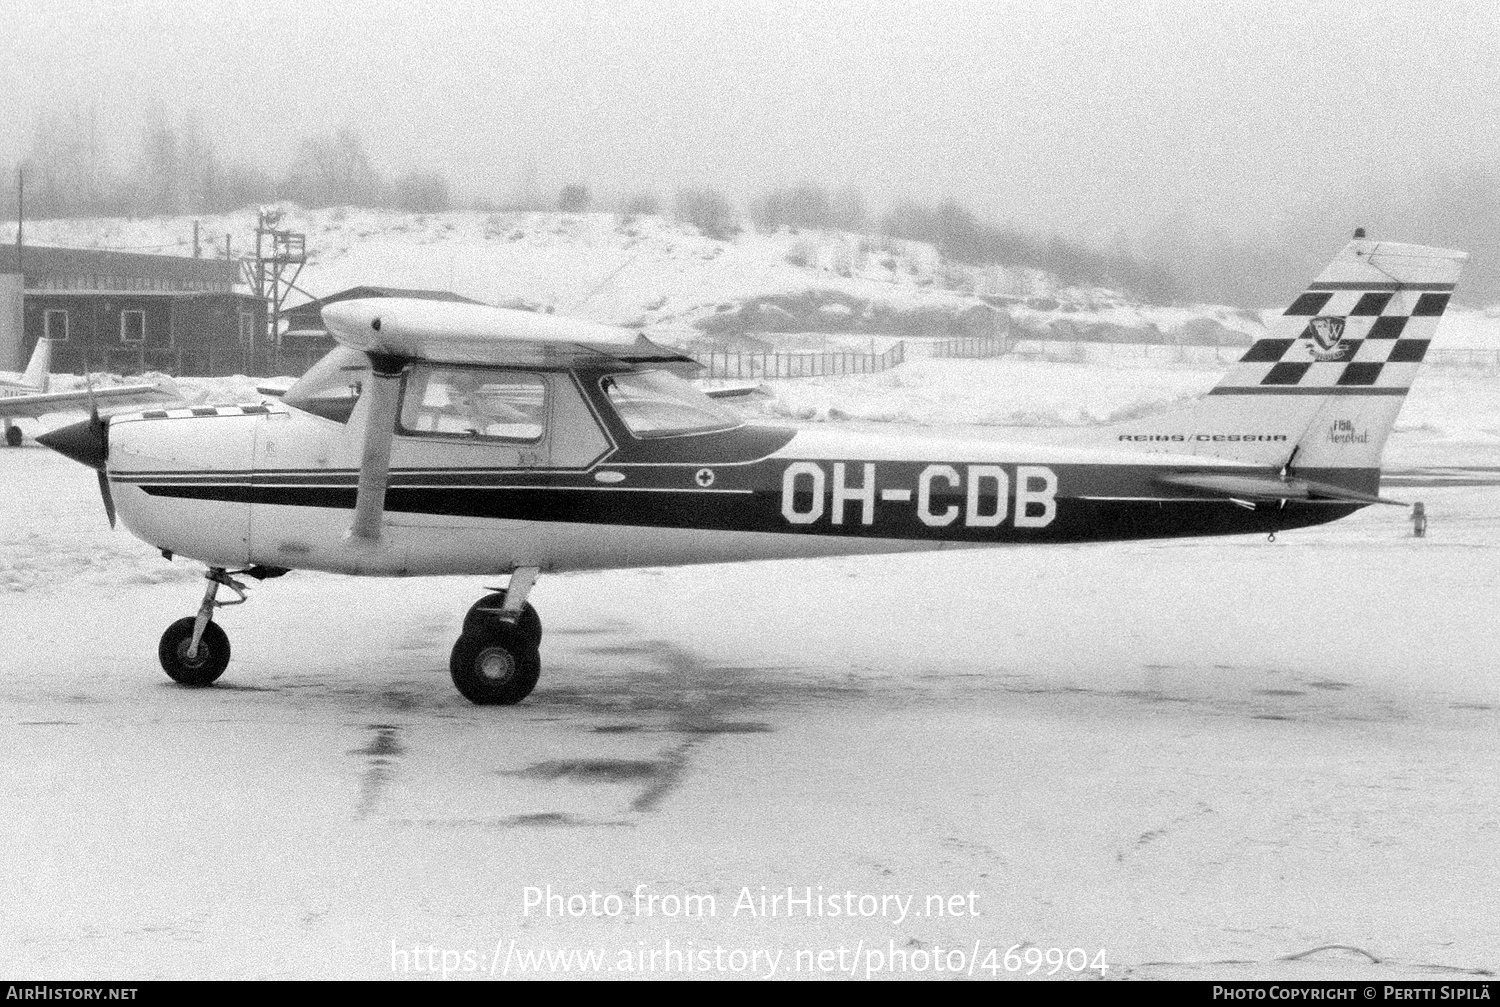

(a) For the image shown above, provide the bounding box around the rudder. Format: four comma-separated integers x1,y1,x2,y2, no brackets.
20,338,51,392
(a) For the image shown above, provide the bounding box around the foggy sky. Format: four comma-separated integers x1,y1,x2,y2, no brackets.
3,0,1498,267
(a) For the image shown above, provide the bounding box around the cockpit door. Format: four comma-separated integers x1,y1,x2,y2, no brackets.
388,365,611,471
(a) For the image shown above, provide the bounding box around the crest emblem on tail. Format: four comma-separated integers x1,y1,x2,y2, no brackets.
1304,316,1348,360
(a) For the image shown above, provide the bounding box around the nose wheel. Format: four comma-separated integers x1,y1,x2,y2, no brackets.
158,568,248,687
159,618,231,686
450,567,543,705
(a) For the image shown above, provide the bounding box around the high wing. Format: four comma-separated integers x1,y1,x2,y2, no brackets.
0,379,182,420
321,298,696,369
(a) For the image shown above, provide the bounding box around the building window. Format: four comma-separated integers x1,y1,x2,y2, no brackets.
120,310,146,344
44,309,69,342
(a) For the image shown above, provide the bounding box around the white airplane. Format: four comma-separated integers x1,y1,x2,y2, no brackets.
38,236,1465,704
0,339,180,447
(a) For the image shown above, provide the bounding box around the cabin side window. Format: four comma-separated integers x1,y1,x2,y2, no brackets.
398,366,548,443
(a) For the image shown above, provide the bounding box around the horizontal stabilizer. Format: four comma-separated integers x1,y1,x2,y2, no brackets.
1157,472,1404,506
702,382,765,399
255,378,294,397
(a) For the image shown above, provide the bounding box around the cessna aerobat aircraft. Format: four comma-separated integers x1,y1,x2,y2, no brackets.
39,236,1466,704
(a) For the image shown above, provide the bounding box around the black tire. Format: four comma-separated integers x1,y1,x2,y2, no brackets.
463,591,542,645
158,617,231,687
450,622,540,705
4,426,21,448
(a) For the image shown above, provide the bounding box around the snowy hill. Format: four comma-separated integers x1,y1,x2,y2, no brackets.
19,205,1500,352
19,206,1270,348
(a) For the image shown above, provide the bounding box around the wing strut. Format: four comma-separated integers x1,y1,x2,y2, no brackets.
347,352,406,541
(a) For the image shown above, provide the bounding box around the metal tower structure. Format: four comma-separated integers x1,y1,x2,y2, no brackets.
246,208,306,373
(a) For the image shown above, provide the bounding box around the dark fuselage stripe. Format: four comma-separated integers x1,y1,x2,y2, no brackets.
1306,281,1455,291
128,460,1376,546
1207,386,1408,396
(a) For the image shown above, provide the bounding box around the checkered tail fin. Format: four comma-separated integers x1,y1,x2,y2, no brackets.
1117,239,1466,477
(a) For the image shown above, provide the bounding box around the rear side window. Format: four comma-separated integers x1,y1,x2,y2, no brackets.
400,366,547,442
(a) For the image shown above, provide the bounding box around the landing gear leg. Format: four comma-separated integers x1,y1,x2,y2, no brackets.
4,421,20,447
158,567,247,686
450,567,543,705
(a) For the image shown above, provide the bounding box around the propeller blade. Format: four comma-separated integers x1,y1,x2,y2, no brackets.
82,352,99,419
36,351,117,529
87,364,113,528
97,469,117,529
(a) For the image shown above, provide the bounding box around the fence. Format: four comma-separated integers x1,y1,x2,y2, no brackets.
1426,348,1500,368
1009,340,1249,367
692,341,906,379
931,334,1010,359
1009,340,1500,370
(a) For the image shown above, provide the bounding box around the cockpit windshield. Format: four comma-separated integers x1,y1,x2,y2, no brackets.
282,346,369,424
601,370,741,438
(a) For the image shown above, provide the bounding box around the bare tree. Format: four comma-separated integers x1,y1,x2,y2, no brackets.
558,183,591,212
674,187,737,239
281,129,386,208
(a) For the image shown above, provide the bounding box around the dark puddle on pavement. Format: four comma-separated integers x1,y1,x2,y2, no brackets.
501,812,591,827
349,723,405,819
485,641,793,821
392,812,633,829
1087,663,1500,727
512,759,661,783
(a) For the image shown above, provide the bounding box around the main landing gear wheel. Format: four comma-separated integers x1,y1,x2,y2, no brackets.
452,569,544,705
450,622,541,705
159,617,231,686
4,425,21,448
463,591,542,645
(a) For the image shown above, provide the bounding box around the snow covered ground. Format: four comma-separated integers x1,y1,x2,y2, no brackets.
2,353,1499,981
